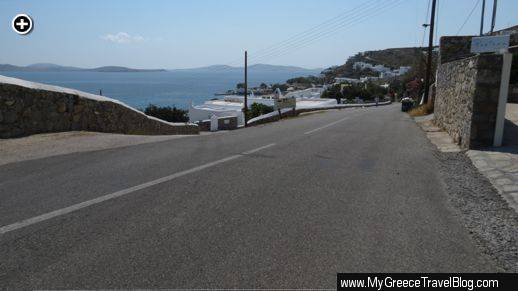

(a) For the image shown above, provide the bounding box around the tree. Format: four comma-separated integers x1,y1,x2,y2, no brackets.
142,104,189,122
405,79,423,99
271,83,288,92
321,84,343,100
322,82,387,102
246,103,274,120
286,75,323,86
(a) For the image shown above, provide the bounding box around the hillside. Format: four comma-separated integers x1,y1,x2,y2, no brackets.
322,46,434,81
0,63,165,72
87,66,165,72
174,64,322,75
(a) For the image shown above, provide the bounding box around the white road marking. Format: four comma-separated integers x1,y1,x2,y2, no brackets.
304,116,351,135
0,143,276,235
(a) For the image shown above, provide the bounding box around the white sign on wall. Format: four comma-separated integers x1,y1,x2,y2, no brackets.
470,35,510,53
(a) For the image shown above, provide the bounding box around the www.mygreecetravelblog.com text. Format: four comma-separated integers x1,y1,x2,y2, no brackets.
337,273,518,290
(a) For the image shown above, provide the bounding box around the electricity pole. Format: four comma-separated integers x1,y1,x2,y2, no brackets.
480,0,486,35
423,0,436,105
244,51,248,127
490,0,498,34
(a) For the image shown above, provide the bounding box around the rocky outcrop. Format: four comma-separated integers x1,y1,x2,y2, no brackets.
0,75,198,138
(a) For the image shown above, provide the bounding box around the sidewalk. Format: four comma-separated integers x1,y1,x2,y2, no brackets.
467,104,518,212
414,104,518,213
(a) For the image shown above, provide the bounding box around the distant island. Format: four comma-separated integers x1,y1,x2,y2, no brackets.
0,63,166,73
171,64,323,74
0,63,323,74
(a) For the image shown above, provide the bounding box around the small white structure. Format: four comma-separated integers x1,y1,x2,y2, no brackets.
210,114,218,131
285,87,325,99
224,95,275,107
334,77,361,84
189,87,336,126
360,76,380,82
189,100,244,126
353,61,411,80
398,66,411,75
274,88,283,99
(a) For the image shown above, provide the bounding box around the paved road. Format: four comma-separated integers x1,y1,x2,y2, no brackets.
0,105,497,289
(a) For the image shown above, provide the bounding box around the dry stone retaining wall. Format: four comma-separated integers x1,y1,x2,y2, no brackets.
0,77,199,138
434,54,503,149
439,30,518,64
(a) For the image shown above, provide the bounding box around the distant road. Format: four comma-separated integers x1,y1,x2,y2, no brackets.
0,105,497,289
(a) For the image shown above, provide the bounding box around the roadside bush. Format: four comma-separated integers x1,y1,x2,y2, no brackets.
142,104,188,122
321,84,343,100
271,83,289,93
246,103,274,120
322,82,387,102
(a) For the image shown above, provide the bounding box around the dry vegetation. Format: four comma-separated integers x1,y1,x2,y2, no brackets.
408,103,434,117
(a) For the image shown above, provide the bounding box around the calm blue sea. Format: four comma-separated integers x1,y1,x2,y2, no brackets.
1,70,312,109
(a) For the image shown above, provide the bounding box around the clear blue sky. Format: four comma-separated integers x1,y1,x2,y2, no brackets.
1,0,517,69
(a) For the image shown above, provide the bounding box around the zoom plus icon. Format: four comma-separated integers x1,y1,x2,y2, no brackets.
12,14,33,35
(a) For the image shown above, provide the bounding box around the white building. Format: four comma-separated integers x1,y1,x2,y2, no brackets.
353,61,411,79
285,87,325,99
188,100,245,126
360,76,380,82
189,87,333,126
398,66,411,75
334,77,361,84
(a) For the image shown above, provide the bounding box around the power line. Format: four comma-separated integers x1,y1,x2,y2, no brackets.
456,0,481,35
234,0,386,66
249,0,406,65
237,0,381,65
209,0,405,72
480,0,486,35
490,0,498,33
421,0,432,47
217,0,382,69
434,0,439,45
217,0,400,69
423,0,436,104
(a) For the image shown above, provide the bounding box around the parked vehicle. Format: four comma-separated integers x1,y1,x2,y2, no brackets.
401,97,414,112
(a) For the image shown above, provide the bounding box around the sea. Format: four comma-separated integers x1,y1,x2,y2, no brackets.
0,70,316,110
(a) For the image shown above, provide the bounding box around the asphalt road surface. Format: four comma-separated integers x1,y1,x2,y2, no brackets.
0,105,498,289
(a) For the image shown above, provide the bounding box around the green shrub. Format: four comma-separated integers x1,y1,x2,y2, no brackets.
142,104,188,122
246,102,274,119
322,82,387,102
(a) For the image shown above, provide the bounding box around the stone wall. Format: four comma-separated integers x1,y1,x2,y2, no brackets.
439,36,475,64
195,116,238,131
218,116,238,130
439,33,517,65
434,54,503,148
0,77,199,138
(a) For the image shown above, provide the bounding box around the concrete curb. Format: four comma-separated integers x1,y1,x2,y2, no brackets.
248,100,392,126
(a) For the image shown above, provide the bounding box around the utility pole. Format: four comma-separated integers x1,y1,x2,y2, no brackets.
490,0,498,34
480,0,486,36
423,0,436,105
244,51,248,127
